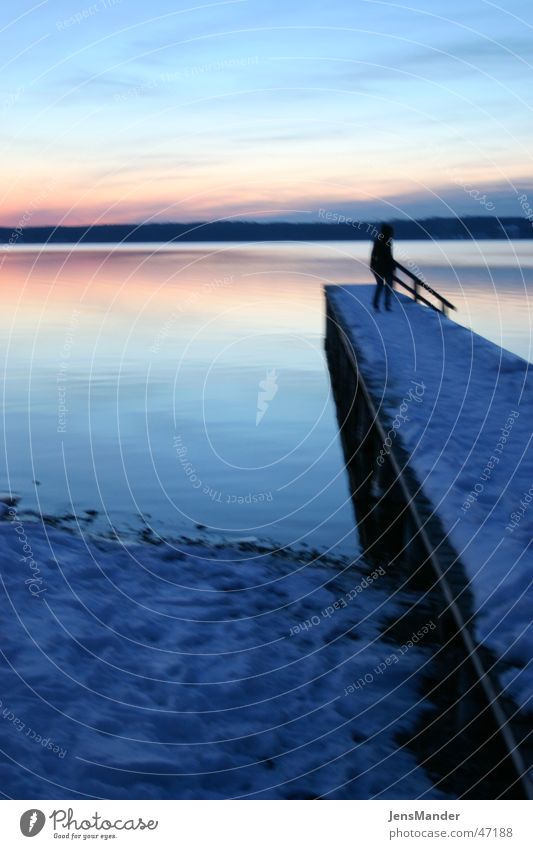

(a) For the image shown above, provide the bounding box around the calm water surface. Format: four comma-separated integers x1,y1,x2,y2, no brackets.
1,240,531,553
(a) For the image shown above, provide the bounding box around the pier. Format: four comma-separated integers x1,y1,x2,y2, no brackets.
325,281,533,798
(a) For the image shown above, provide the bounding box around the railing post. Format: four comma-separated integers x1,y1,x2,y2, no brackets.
392,263,456,317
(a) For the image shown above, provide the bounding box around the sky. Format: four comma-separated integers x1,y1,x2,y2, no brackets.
1,0,532,225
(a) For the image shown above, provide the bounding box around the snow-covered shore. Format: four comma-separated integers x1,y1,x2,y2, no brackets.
326,284,532,711
0,514,441,800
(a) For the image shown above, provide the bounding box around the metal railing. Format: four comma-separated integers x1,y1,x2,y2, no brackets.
393,261,456,317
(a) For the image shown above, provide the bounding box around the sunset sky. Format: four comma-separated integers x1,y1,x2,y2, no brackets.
1,0,532,225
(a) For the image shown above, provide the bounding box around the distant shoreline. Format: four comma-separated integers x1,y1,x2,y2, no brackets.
0,217,531,245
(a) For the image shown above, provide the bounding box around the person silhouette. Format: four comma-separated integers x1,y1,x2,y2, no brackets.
370,223,395,311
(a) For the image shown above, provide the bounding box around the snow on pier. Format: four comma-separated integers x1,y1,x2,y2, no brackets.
325,284,533,710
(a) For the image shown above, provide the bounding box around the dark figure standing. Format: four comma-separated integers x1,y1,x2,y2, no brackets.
371,223,395,311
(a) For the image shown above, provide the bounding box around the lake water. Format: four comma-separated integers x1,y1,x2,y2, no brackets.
1,240,531,554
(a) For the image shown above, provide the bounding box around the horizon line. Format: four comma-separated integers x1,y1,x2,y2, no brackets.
0,214,526,231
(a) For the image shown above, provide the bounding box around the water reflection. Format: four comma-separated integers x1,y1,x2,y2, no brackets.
0,240,531,553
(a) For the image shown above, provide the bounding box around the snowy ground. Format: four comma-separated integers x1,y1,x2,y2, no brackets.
326,284,532,711
0,513,442,800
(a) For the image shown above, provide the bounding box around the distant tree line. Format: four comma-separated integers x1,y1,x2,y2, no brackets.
0,217,530,244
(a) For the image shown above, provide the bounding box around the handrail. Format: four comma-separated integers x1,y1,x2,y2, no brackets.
393,260,456,316
393,275,442,312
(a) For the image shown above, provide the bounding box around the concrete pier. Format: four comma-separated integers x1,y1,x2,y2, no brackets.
325,283,533,797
